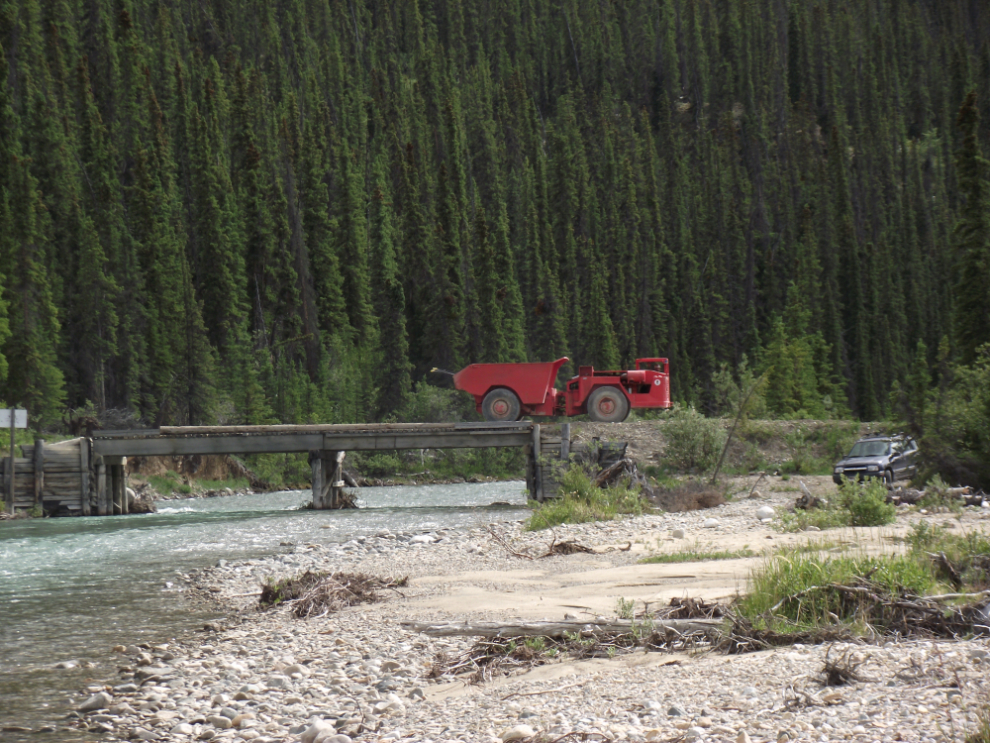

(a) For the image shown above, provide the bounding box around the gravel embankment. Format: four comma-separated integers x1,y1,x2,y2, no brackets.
63,479,990,743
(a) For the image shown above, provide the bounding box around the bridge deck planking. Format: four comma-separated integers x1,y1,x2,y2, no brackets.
91,422,536,458
91,431,534,457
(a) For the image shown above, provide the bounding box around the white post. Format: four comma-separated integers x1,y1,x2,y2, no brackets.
7,406,14,514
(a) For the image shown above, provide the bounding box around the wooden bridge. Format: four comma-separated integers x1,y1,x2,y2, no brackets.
4,422,570,516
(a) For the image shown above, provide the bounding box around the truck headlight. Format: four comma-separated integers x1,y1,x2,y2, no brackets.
867,465,879,472
834,467,844,474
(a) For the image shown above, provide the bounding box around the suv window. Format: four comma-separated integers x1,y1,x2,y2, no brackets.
847,441,890,457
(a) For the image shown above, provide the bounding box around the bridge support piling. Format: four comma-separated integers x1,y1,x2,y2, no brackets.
310,450,345,509
105,457,127,515
121,464,129,514
110,465,120,515
531,424,542,502
79,439,91,516
310,451,324,509
326,451,344,509
96,460,107,516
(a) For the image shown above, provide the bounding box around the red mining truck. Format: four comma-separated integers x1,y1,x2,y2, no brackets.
451,357,671,422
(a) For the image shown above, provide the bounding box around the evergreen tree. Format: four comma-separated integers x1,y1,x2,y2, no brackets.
472,204,509,363
370,157,412,417
952,92,990,364
0,156,66,424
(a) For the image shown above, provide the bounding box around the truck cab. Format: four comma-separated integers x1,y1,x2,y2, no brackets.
562,358,671,421
627,358,670,402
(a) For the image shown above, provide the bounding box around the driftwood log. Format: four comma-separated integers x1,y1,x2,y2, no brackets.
399,618,723,638
887,485,985,507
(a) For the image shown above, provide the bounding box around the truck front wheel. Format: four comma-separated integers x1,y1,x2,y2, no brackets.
482,388,522,422
587,387,629,423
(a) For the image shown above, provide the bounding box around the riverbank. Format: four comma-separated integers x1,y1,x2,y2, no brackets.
149,475,510,503
57,476,990,743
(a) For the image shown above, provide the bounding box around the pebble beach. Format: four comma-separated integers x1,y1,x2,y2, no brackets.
57,477,990,743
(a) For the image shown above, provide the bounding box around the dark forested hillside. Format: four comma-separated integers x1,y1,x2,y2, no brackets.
1,0,989,427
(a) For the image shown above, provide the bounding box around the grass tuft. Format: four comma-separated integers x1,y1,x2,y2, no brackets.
738,551,938,630
905,522,990,589
525,467,647,531
641,546,756,564
737,523,990,639
968,707,990,743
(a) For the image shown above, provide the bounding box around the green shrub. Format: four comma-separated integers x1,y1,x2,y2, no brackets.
838,478,897,527
615,597,635,619
351,447,525,481
246,453,311,489
738,420,776,445
399,382,470,423
661,405,727,473
525,467,647,531
917,474,964,513
779,423,860,475
777,505,852,532
818,423,861,462
148,472,182,495
711,355,768,419
360,453,404,477
777,478,895,532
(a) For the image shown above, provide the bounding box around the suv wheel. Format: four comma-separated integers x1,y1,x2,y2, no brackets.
883,468,894,486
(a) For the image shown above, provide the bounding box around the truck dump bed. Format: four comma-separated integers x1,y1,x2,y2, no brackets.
452,358,568,407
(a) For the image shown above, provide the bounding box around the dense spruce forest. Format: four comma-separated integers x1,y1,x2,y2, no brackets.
1,0,990,432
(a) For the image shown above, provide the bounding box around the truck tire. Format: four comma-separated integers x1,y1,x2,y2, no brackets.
587,386,629,423
482,388,522,422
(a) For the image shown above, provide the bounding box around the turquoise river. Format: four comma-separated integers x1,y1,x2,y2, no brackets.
0,482,529,737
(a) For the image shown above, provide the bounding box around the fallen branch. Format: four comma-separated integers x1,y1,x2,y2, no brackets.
486,525,535,560
500,680,586,701
711,369,769,484
400,618,722,638
769,585,826,615
923,590,990,601
545,733,613,743
595,458,632,487
540,540,594,557
747,472,767,499
770,583,990,615
821,644,874,686
927,551,963,588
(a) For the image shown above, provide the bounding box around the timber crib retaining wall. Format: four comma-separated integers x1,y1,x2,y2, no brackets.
3,438,91,516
